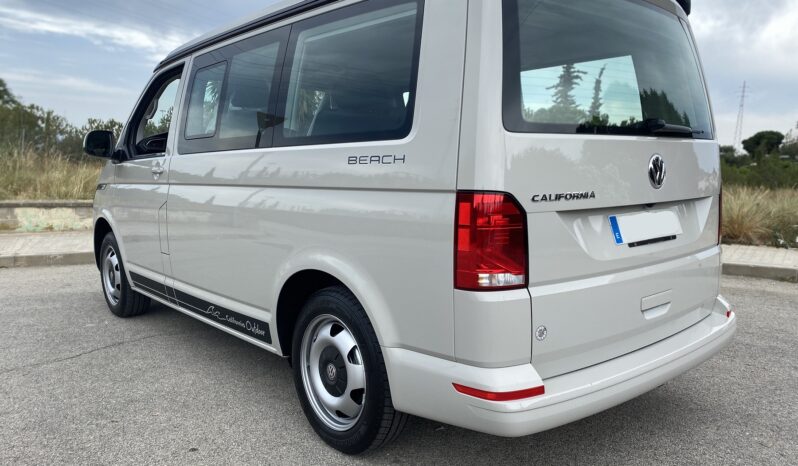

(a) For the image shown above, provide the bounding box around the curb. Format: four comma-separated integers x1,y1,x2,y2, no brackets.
722,263,798,283
0,252,95,269
1,252,796,283
0,200,93,208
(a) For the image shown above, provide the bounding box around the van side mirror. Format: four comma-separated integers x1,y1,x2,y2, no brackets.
83,130,116,159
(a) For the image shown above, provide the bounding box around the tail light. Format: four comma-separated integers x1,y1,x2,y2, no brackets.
454,191,528,291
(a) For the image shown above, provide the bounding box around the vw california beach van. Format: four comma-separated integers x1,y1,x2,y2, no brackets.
84,0,736,454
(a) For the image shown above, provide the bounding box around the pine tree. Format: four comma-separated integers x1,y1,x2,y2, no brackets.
0,78,18,107
588,65,606,118
546,64,588,124
548,64,586,109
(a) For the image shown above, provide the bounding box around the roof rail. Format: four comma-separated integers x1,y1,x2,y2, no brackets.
156,0,339,70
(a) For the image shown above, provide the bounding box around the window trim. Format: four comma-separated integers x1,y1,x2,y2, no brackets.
178,26,290,155
272,0,425,148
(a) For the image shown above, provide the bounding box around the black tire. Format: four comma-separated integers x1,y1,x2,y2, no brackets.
99,232,150,318
292,286,407,454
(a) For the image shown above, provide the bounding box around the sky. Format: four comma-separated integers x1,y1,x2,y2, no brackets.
522,56,644,124
0,0,796,146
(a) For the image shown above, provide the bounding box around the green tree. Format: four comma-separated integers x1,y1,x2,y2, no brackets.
542,64,588,124
742,131,785,160
144,106,172,138
781,122,798,158
0,78,18,107
640,89,690,126
720,145,736,158
588,65,606,119
720,145,751,168
60,118,124,157
0,78,127,158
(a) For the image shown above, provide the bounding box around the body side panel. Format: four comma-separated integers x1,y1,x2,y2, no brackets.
166,0,468,358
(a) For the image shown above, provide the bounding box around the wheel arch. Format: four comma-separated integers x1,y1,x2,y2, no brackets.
93,212,128,273
273,253,397,358
93,216,114,270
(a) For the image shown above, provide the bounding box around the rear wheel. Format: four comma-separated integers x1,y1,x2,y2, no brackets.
292,286,407,454
99,232,150,317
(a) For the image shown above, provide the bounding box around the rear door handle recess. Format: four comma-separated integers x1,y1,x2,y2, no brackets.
641,290,672,320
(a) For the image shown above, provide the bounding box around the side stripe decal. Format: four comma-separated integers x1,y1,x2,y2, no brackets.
129,272,272,344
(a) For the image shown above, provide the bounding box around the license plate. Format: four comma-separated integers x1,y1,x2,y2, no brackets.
609,210,683,245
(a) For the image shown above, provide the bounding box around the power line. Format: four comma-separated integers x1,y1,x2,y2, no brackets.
733,81,746,151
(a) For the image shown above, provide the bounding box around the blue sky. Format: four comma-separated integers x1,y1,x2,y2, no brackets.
1,0,796,145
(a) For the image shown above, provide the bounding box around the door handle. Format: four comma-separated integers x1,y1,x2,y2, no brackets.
151,165,164,175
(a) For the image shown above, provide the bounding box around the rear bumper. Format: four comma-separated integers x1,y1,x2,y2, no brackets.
384,295,735,437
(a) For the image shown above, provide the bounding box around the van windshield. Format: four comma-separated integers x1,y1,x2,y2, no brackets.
502,0,712,139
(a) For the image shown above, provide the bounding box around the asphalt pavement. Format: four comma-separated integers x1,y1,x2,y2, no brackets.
0,265,796,465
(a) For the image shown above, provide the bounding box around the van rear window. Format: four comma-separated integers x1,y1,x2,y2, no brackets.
502,0,712,139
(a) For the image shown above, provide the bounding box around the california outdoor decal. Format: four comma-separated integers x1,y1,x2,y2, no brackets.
129,272,271,344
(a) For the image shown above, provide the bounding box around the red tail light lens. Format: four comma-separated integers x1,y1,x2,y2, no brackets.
455,192,528,291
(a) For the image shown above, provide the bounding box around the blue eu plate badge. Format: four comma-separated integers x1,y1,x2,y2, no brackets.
609,215,624,245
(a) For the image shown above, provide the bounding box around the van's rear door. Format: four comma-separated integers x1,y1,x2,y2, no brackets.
500,0,721,378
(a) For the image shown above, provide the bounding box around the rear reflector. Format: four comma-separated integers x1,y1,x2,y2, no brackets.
453,383,545,401
455,192,528,291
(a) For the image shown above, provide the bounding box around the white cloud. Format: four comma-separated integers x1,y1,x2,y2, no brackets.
2,70,132,97
692,2,798,77
1,69,139,125
0,5,194,61
688,0,798,144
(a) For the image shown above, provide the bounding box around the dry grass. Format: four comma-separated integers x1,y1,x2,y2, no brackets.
0,147,101,200
723,185,798,247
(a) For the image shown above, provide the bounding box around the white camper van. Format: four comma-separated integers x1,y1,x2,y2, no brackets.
84,0,736,454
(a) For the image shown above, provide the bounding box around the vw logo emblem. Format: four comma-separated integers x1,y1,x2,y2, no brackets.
648,154,666,189
326,363,337,381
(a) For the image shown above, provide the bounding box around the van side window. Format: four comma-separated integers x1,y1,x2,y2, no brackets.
141,79,180,140
179,27,288,154
126,67,182,158
276,0,422,146
218,43,281,142
185,62,226,139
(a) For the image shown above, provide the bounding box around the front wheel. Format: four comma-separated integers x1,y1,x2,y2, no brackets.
99,232,150,317
292,286,407,454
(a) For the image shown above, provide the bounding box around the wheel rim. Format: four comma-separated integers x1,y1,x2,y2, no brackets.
300,314,366,431
102,246,122,306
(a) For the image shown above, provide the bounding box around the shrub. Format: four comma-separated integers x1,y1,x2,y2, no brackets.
0,145,101,200
723,185,798,247
721,156,798,190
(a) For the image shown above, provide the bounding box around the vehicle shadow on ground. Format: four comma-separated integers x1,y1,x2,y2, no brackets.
137,301,718,465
